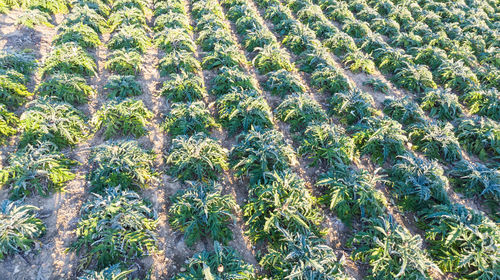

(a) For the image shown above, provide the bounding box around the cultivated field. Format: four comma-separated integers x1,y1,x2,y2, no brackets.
0,0,499,279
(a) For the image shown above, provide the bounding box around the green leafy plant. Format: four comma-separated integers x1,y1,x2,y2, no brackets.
409,121,462,163
196,27,233,52
167,133,228,181
0,50,37,77
342,50,376,74
389,153,449,209
202,44,247,70
106,49,142,75
53,23,101,49
299,122,355,166
72,188,157,269
417,204,499,279
330,89,375,125
216,89,273,134
420,88,463,121
436,60,479,93
243,28,275,52
104,75,142,98
62,6,108,34
253,43,294,74
19,97,87,148
108,7,146,32
160,73,206,102
0,74,32,109
88,140,154,192
265,69,306,97
211,66,257,96
393,63,437,93
158,50,200,76
92,99,152,139
174,241,255,279
324,32,357,57
275,93,327,132
163,101,218,137
0,104,17,143
260,228,351,279
0,142,76,199
351,216,440,279
169,181,235,246
230,128,296,181
244,171,322,243
107,25,150,53
363,78,389,94
462,88,500,121
154,11,190,31
0,200,45,260
78,265,133,280
382,96,425,125
282,23,317,55
353,117,408,164
16,8,53,29
317,165,386,224
449,160,499,200
455,117,500,159
343,19,372,38
310,65,351,94
41,43,97,78
36,73,95,105
155,28,195,53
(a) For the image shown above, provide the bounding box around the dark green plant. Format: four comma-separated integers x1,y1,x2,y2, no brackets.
317,165,386,224
41,43,97,78
265,69,306,97
174,241,255,279
0,200,45,260
363,78,389,94
108,7,146,32
92,99,152,139
261,228,350,279
389,153,449,209
106,49,142,75
202,44,247,70
19,97,87,148
299,122,355,166
160,73,206,102
159,50,200,76
72,188,157,269
167,133,228,181
393,63,437,93
354,117,408,164
449,160,499,200
54,23,101,49
455,117,500,159
104,75,142,99
418,204,499,279
169,181,235,246
253,44,294,74
0,74,32,109
0,50,37,77
275,93,327,132
78,265,133,280
244,171,323,243
230,128,296,181
211,66,257,96
216,89,273,134
163,101,218,137
88,140,154,191
62,5,108,34
310,65,351,94
420,88,463,121
351,216,440,279
0,142,76,199
107,25,150,53
436,60,479,93
154,11,190,31
382,96,425,125
155,28,195,53
36,73,95,104
462,88,500,121
330,89,375,125
343,19,372,38
409,122,462,163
